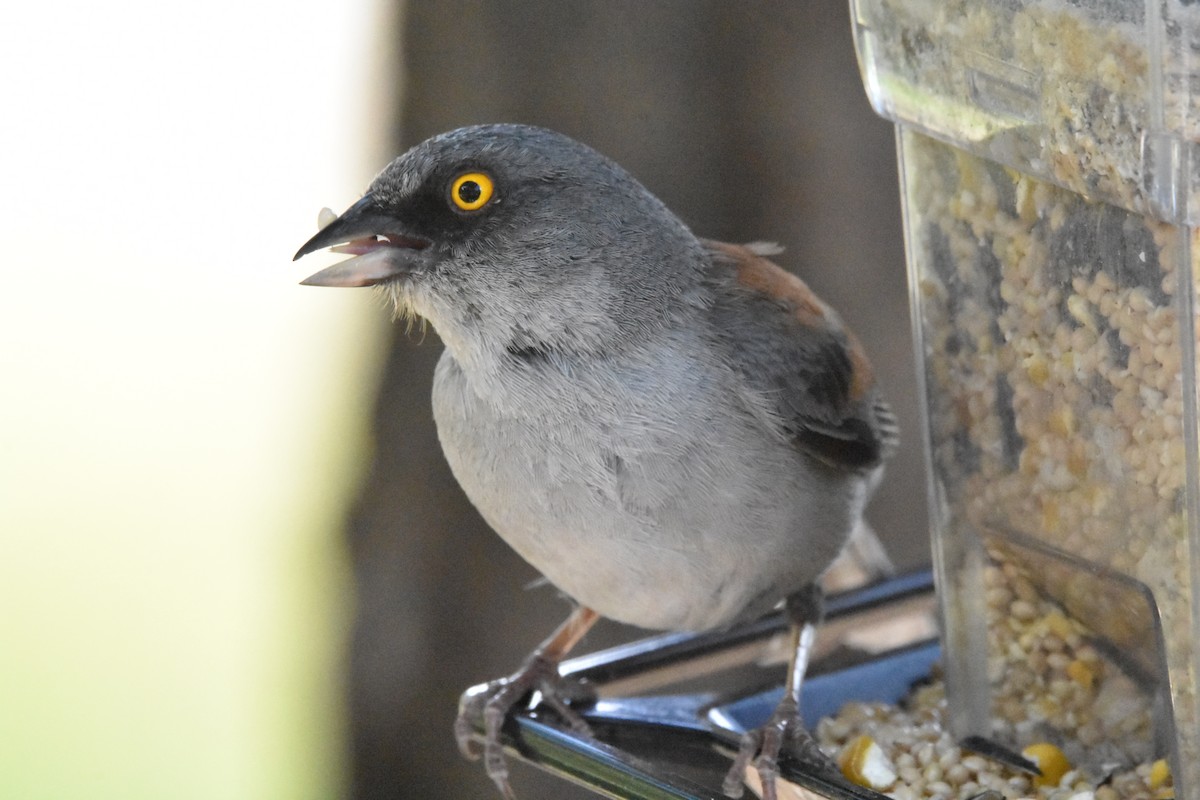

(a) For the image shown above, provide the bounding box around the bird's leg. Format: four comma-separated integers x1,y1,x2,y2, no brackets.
723,584,831,800
455,605,600,799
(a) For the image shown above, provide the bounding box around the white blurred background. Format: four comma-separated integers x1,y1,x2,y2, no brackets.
0,2,394,797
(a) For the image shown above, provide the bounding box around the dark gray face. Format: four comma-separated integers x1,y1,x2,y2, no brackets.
294,124,706,359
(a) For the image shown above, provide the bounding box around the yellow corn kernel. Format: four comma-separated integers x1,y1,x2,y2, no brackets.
838,734,897,791
1022,742,1071,787
1149,758,1171,790
1066,659,1095,691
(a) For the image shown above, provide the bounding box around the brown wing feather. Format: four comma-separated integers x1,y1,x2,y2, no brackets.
704,240,897,471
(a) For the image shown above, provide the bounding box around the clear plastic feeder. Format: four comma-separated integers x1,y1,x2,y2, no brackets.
851,0,1200,795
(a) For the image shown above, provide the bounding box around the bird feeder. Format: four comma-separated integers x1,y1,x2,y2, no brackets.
851,0,1200,796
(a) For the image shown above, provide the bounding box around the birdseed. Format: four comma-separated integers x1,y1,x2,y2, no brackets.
853,0,1200,794
815,659,1171,800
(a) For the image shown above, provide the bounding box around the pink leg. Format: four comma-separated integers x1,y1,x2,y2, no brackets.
455,606,600,799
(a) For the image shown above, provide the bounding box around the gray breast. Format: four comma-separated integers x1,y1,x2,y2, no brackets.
428,343,862,632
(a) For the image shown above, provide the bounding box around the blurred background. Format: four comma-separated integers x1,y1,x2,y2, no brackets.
1,2,920,799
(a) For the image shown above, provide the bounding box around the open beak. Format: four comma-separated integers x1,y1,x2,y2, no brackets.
293,194,433,287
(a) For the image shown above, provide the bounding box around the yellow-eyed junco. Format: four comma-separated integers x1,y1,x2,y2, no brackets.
294,124,897,800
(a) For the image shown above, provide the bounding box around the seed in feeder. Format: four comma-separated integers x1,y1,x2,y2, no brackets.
1067,295,1097,331
837,734,898,791
1010,598,1038,621
1022,742,1072,787
1148,759,1171,790
1066,658,1096,690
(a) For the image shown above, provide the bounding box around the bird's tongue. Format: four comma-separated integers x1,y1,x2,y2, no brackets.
330,234,430,256
330,237,389,256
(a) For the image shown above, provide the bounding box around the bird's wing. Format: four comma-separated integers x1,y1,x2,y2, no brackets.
703,239,898,472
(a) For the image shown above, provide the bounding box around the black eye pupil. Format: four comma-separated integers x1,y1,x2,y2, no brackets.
458,181,482,203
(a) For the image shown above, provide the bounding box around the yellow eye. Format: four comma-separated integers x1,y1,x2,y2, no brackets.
451,172,494,211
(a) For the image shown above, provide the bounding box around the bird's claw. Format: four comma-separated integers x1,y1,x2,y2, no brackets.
455,654,595,799
722,695,833,800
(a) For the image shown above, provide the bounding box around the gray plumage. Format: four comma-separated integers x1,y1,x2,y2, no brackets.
296,123,895,632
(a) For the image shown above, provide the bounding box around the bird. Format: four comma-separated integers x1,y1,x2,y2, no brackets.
293,123,898,800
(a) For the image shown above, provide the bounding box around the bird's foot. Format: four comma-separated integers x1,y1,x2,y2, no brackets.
455,653,594,799
722,694,835,800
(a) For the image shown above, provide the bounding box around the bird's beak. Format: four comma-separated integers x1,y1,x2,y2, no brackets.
293,193,433,287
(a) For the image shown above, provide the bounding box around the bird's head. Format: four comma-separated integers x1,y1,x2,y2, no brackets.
294,124,706,363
